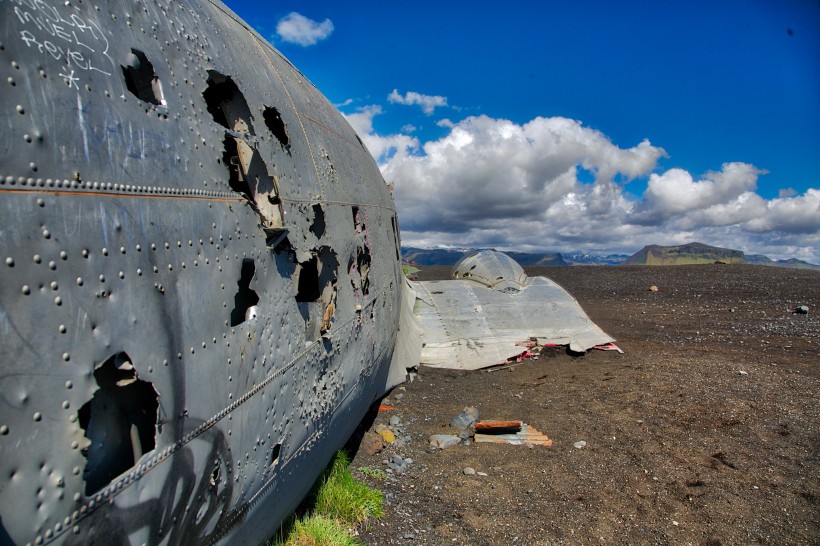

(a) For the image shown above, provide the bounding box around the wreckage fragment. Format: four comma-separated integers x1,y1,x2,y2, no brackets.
473,420,553,446
412,250,616,370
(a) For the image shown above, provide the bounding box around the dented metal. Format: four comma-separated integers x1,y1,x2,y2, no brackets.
0,1,405,544
0,3,616,545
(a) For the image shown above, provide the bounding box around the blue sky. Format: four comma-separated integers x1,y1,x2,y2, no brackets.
224,0,820,262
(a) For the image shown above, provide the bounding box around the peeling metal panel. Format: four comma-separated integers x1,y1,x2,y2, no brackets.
0,1,403,544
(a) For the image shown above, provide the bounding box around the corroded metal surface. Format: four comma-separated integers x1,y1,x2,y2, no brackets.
0,1,403,544
473,421,553,446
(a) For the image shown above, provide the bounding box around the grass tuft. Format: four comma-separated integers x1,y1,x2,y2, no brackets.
269,451,383,546
314,452,383,523
281,515,358,546
357,466,388,480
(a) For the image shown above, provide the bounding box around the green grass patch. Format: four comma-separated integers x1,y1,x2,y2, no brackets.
357,466,387,480
269,451,383,546
279,515,358,546
314,452,383,523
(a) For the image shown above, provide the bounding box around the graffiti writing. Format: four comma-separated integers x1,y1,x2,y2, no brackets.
9,0,113,76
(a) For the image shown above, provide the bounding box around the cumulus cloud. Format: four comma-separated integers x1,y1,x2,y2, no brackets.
276,12,334,46
348,110,819,263
388,89,448,115
343,105,418,163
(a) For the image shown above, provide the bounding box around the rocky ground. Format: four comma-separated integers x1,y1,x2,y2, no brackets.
349,264,819,545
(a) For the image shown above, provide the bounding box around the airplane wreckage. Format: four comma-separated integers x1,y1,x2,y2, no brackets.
0,1,615,544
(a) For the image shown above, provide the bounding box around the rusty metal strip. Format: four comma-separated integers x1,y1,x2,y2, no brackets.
474,422,553,446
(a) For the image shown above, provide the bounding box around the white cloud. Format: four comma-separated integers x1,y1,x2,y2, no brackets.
641,163,764,216
388,89,448,115
276,12,334,46
348,111,820,263
343,105,418,163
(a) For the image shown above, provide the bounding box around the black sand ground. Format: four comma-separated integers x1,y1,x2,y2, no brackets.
351,264,819,545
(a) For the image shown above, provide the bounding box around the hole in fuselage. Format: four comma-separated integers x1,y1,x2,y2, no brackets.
310,204,326,239
231,258,260,326
77,352,159,495
203,70,255,134
270,442,282,469
263,106,290,151
121,49,165,106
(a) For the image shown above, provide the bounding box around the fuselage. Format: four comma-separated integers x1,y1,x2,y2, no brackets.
0,1,403,544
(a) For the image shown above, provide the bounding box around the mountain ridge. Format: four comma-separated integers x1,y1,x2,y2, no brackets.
402,244,819,269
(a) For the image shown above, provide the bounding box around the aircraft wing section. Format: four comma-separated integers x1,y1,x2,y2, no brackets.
413,275,615,370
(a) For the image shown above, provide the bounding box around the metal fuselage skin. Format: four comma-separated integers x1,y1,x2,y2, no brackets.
0,1,403,544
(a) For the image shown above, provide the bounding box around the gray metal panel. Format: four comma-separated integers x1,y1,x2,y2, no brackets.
415,252,615,369
0,1,404,545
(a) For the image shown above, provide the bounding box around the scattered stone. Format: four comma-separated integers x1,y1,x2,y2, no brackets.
795,305,809,315
389,415,402,426
738,370,748,376
648,285,659,292
477,471,488,476
463,467,476,475
377,428,396,444
463,406,480,420
429,434,461,449
403,533,415,539
361,431,384,455
450,411,475,429
573,440,587,449
386,453,412,474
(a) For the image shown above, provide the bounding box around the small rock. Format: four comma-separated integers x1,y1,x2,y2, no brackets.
463,406,480,420
477,471,488,476
450,412,475,430
795,305,809,315
648,285,659,292
394,393,405,401
573,440,587,449
463,467,476,475
361,431,384,455
429,434,461,449
377,428,396,444
389,415,402,426
403,533,415,539
391,454,405,465
739,370,748,376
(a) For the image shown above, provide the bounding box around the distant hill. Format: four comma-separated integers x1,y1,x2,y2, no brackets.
744,254,820,270
401,247,568,267
402,244,819,270
623,243,820,269
622,243,745,265
563,253,630,265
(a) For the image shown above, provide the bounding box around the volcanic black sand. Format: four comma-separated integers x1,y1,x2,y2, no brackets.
350,264,819,545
